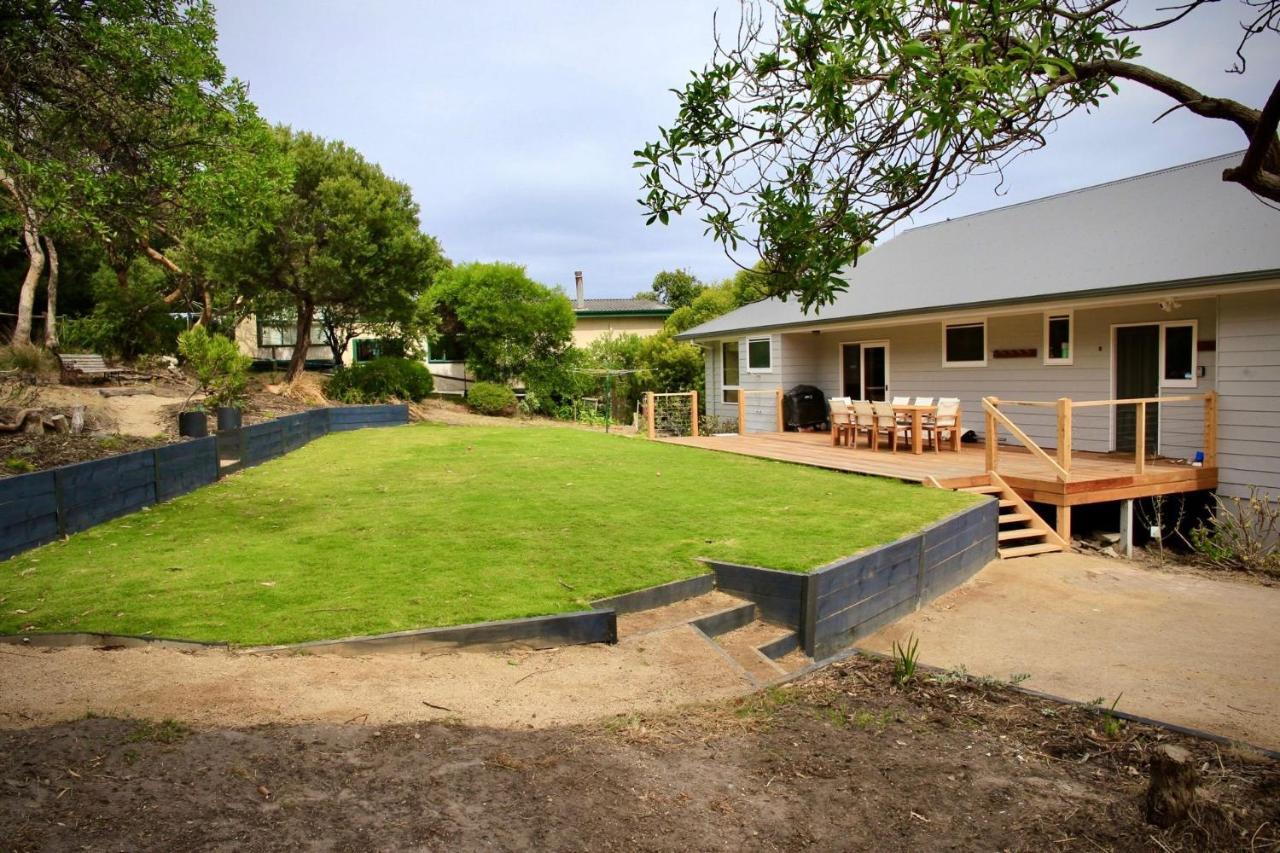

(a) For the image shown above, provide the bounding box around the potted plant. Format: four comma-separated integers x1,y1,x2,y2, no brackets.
177,327,252,436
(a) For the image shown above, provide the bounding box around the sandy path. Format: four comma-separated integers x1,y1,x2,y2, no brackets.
863,552,1280,751
0,616,751,731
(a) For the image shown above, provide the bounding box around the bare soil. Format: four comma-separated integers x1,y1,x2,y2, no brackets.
863,552,1280,752
0,432,170,476
2,656,1275,852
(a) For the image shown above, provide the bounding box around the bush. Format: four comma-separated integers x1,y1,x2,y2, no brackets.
59,261,184,359
0,344,57,375
467,381,517,416
326,357,434,404
177,326,252,410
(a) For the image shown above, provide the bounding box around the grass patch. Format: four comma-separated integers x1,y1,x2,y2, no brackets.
0,424,976,644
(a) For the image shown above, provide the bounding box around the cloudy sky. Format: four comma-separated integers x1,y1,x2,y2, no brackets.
215,1,1279,299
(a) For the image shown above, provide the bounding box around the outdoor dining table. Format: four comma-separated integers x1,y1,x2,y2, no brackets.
892,403,961,455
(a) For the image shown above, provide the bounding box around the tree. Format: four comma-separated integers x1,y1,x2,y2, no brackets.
666,266,770,334
0,0,268,346
637,0,1280,310
644,268,705,308
246,129,445,381
430,262,575,383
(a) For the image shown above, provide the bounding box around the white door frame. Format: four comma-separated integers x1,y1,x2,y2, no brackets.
838,340,891,400
1109,322,1162,455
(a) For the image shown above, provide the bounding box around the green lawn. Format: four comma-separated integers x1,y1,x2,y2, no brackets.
0,424,977,645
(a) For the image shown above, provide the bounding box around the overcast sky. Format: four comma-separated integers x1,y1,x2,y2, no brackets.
215,1,1279,299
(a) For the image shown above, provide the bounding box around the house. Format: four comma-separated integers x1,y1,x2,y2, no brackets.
570,271,672,347
675,151,1280,515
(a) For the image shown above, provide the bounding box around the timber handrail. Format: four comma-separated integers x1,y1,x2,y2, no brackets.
982,391,1218,479
736,387,785,435
982,397,1070,482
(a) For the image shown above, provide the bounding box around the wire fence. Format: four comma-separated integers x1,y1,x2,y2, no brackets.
642,391,699,438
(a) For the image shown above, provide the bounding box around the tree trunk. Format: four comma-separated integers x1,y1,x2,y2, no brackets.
12,216,45,347
42,234,59,349
1146,744,1197,828
285,297,314,382
197,282,213,328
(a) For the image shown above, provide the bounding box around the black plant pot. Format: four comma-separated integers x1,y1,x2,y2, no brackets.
216,406,243,431
178,410,208,438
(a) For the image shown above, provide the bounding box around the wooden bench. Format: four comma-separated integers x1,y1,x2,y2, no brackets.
58,353,127,384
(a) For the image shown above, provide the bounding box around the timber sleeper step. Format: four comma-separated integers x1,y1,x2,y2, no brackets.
999,542,1062,559
998,528,1046,542
960,485,1002,495
998,513,1032,525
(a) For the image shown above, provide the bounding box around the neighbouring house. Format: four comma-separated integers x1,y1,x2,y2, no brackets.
676,151,1280,513
570,271,673,347
235,315,335,370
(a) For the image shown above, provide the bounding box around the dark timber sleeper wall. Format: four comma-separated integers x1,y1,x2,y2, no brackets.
0,404,408,560
704,499,998,661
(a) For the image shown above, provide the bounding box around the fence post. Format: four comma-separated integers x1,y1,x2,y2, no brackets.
737,392,747,436
984,397,999,472
1203,390,1217,468
690,390,699,437
1056,397,1072,475
645,391,656,440
1134,401,1147,475
775,388,784,432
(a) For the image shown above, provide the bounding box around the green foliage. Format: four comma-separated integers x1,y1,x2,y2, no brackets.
1098,694,1126,740
635,1,1267,308
177,325,251,410
326,357,434,404
4,457,36,474
430,262,574,384
1188,488,1280,576
892,635,920,686
58,261,183,359
467,382,518,417
0,345,57,374
644,269,704,308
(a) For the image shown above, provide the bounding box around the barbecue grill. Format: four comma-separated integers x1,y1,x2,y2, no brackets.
782,384,829,430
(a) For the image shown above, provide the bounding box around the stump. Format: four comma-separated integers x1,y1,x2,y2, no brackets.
1146,744,1197,827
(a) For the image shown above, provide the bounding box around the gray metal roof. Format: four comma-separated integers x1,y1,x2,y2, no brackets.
678,151,1280,339
574,298,672,314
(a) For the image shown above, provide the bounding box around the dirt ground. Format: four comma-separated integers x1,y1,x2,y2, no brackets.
0,605,752,732
2,655,1276,852
863,552,1280,751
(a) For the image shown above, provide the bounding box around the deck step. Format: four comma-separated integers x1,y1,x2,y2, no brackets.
998,542,1062,559
998,527,1046,542
959,485,1002,495
998,500,1017,509
998,513,1032,525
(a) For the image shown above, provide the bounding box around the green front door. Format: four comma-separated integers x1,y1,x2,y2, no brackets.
1114,325,1160,452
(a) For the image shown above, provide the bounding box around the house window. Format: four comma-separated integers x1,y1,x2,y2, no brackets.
1044,312,1072,364
746,337,772,372
1161,321,1197,387
429,331,466,363
353,338,405,363
721,341,740,403
943,320,986,367
258,318,325,348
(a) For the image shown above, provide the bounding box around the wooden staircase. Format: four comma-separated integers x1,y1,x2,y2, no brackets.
951,472,1067,559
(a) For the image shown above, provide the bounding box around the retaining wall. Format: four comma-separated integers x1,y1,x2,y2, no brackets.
703,499,998,661
0,404,408,560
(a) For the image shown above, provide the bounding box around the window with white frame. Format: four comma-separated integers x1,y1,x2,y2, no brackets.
1044,311,1073,364
943,320,986,367
746,337,772,372
721,341,740,403
1161,321,1197,387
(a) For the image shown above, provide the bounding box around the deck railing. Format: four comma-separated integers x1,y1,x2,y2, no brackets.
982,391,1217,481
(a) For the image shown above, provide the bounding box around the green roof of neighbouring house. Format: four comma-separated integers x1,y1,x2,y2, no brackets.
574,298,673,317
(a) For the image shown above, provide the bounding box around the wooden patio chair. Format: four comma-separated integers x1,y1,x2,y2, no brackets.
924,398,961,452
829,398,854,446
870,401,899,453
851,400,875,449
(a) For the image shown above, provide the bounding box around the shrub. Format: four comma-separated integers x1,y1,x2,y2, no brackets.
326,357,434,404
59,261,184,359
1188,487,1280,576
467,381,517,416
0,344,57,375
177,326,252,411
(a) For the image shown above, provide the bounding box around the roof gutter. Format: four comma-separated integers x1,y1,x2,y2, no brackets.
673,269,1280,341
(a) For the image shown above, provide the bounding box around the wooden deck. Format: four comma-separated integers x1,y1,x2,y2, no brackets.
661,431,1217,508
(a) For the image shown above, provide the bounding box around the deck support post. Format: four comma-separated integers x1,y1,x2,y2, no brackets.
1135,403,1147,474
984,396,999,473
1055,505,1072,544
1056,398,1072,475
645,391,656,440
737,393,747,436
1203,391,1217,468
1119,499,1134,559
775,388,784,433
690,390,699,437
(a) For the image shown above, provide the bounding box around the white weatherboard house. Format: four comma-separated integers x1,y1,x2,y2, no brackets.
676,152,1280,513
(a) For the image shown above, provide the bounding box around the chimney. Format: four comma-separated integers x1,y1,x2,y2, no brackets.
574,271,585,309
